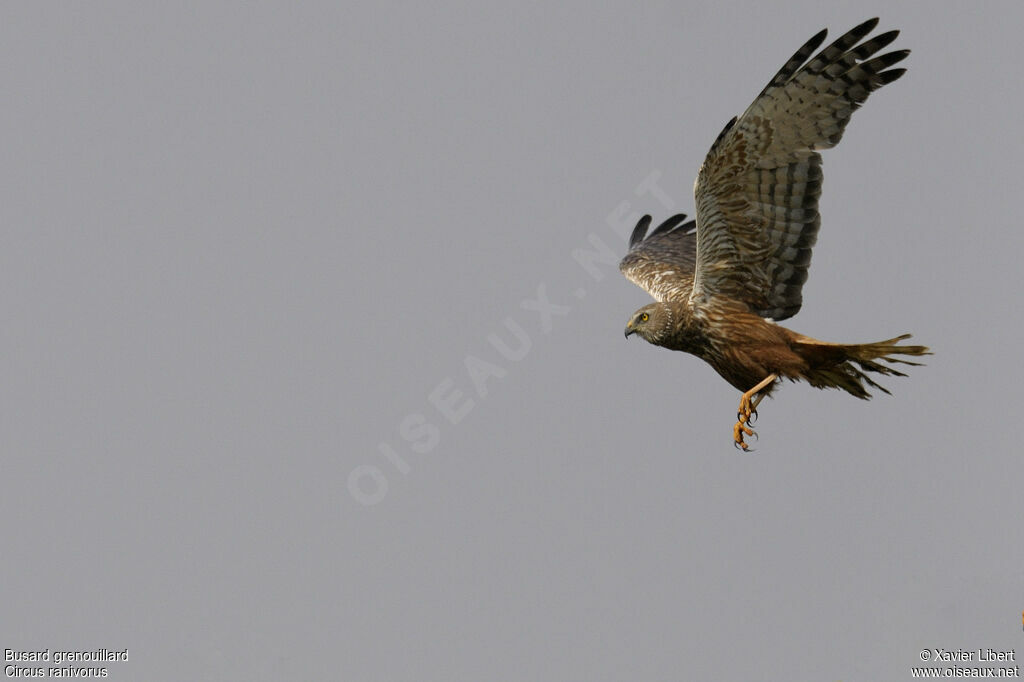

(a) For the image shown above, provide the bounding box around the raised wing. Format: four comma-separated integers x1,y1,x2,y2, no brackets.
690,18,908,320
619,213,698,302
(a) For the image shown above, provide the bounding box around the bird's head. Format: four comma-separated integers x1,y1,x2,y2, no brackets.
624,303,671,345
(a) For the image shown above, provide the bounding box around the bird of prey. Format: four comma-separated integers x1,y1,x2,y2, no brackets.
620,18,929,449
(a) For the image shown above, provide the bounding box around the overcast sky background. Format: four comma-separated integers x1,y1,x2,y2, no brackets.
2,2,1022,680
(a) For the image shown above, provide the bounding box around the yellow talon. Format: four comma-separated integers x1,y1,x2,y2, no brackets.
732,374,778,450
733,420,755,449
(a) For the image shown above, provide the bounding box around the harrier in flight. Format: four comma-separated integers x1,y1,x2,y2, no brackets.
620,18,929,449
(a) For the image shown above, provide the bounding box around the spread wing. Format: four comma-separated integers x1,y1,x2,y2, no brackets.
690,18,908,320
619,213,698,302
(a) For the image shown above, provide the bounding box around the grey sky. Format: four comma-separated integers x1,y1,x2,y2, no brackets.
2,2,1022,680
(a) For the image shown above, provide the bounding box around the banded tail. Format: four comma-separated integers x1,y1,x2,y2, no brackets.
793,334,931,399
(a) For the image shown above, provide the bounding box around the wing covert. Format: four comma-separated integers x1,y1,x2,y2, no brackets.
619,213,697,302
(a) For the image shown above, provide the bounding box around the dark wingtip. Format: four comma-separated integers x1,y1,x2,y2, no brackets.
808,27,829,50
710,116,738,152
629,214,652,249
869,29,900,51
878,68,907,85
648,213,689,239
855,17,881,35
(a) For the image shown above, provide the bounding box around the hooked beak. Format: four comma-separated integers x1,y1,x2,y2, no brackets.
624,322,635,339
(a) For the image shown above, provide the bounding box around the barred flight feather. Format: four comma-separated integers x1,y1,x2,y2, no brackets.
688,17,908,321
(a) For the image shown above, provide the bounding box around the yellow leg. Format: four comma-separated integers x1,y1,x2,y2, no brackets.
733,374,778,451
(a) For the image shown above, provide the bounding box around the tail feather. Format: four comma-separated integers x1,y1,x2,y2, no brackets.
793,333,930,399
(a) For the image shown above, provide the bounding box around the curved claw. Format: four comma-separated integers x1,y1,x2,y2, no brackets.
732,420,756,451
732,374,777,449
733,437,756,453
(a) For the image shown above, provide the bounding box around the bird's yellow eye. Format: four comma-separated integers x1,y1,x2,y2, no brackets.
640,313,649,322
